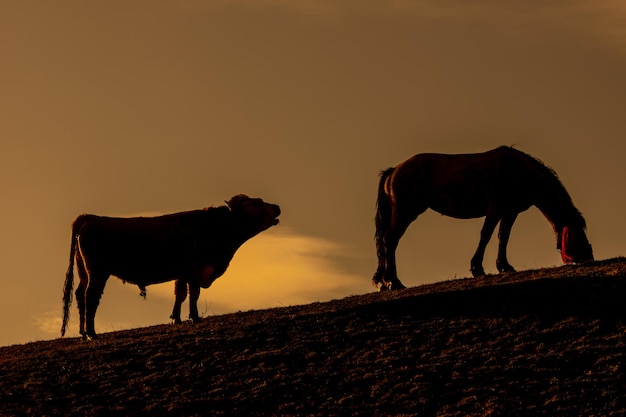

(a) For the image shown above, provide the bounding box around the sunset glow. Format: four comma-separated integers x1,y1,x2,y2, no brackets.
1,1,624,346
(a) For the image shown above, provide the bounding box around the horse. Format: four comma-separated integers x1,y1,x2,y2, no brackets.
373,146,593,291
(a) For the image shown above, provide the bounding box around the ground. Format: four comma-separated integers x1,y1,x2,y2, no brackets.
1,258,625,416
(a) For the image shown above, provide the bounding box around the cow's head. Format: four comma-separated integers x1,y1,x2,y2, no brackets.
226,194,281,234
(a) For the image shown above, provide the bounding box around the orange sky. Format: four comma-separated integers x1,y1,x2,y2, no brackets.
1,1,625,346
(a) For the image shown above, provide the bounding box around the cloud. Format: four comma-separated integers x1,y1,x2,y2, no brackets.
34,312,63,336
42,225,370,341
147,228,369,316
36,308,136,339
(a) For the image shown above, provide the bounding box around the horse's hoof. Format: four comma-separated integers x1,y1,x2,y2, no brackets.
374,279,391,291
372,277,384,290
390,281,406,290
376,281,405,291
496,261,516,273
80,331,97,341
471,266,486,277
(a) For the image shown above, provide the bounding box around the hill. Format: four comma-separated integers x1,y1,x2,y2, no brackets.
1,258,626,416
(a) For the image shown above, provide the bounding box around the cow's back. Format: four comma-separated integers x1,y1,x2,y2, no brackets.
75,208,233,285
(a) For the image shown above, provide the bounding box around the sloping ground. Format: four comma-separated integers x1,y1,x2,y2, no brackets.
1,258,625,416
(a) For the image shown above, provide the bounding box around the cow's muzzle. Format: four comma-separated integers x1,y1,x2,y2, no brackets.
271,205,281,225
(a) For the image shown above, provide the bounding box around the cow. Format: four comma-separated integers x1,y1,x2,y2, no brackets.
61,194,281,340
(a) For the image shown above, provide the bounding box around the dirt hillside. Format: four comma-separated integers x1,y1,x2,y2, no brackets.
1,258,625,416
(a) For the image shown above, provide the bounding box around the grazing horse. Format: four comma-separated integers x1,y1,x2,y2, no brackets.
373,146,593,291
62,195,280,340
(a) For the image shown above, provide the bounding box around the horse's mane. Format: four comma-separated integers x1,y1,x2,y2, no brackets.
507,146,586,229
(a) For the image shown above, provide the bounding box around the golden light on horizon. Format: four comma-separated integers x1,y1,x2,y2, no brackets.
1,0,625,346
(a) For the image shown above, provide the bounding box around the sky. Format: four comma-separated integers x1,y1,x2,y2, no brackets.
1,0,625,346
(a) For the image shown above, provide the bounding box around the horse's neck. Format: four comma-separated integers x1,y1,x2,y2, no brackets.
536,194,579,231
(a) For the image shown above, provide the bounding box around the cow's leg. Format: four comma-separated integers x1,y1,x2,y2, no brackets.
470,214,500,277
496,212,518,273
83,273,109,340
170,279,187,324
188,283,202,323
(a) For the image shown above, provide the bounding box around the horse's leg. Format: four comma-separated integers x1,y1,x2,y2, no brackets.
75,251,89,337
496,212,518,273
188,283,202,323
83,272,109,340
373,227,396,289
470,214,500,277
372,254,387,289
170,279,187,324
373,228,391,290
380,210,422,291
379,231,404,291
75,280,87,338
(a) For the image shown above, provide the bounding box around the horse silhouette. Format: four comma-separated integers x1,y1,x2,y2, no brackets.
373,146,593,291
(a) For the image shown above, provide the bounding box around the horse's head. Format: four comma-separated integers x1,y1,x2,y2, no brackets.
558,225,594,264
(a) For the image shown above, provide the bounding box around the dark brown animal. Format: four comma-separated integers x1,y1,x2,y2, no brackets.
373,146,593,290
62,195,281,339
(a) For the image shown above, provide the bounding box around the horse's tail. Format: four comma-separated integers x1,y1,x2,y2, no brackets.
375,168,395,261
61,216,82,337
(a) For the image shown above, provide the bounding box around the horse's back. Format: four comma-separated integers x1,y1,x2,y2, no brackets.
394,146,532,180
387,146,537,218
392,148,506,184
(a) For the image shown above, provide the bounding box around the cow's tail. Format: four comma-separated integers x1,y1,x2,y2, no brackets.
61,217,82,337
374,168,394,285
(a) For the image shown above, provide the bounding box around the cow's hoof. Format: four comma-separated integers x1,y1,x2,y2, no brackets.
190,316,202,324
